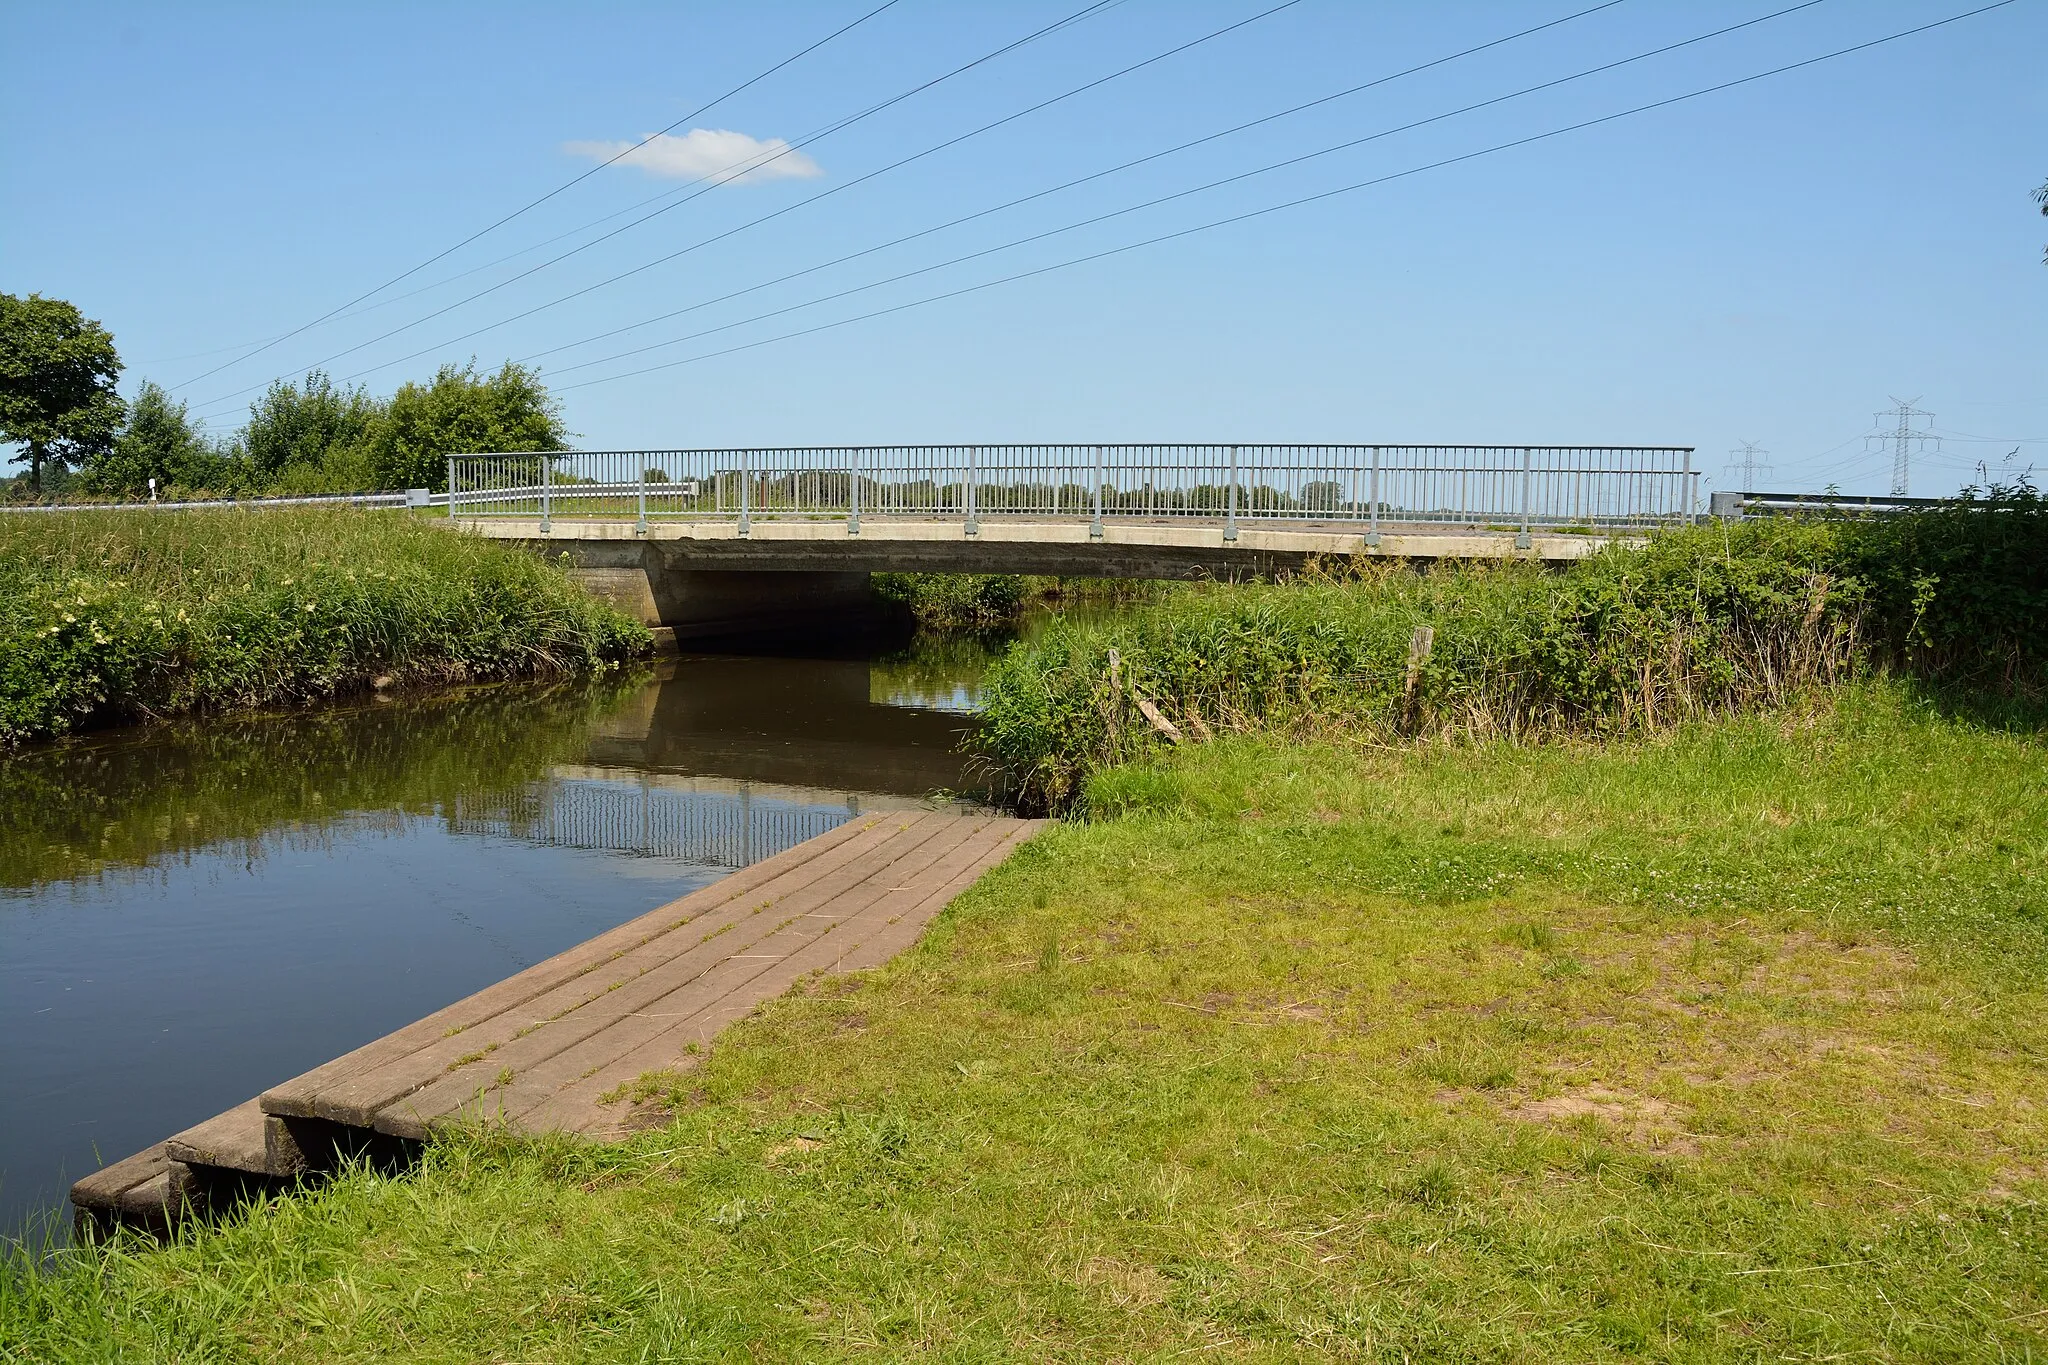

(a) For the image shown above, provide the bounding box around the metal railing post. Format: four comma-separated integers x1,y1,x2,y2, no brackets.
848,446,861,535
636,457,647,535
1681,448,1695,526
1367,446,1380,546
446,457,456,519
1090,444,1104,539
540,453,551,534
965,445,979,536
738,447,751,536
1225,445,1239,542
1515,446,1531,549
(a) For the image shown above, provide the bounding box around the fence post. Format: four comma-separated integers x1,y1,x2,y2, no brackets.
540,453,551,535
1367,446,1380,547
739,447,751,537
965,445,979,536
1515,446,1531,549
636,456,647,535
1225,445,1239,542
848,446,861,535
1682,448,1695,526
1090,445,1104,540
446,457,456,519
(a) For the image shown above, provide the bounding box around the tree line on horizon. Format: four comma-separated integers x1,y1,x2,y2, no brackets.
0,292,568,501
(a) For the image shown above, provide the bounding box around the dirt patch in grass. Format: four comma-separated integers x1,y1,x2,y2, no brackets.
1502,1085,1701,1155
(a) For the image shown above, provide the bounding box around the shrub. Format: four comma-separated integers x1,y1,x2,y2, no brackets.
362,360,568,491
241,371,383,486
80,381,236,496
1831,481,2046,685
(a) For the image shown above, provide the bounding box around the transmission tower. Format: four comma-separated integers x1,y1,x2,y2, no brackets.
1725,441,1771,492
1865,397,1938,497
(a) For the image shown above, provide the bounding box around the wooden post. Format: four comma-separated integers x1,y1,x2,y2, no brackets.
1402,624,1435,732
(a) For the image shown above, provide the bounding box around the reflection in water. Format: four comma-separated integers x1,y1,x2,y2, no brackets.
0,627,1006,1238
595,654,986,797
0,679,637,895
454,777,857,870
869,631,1010,714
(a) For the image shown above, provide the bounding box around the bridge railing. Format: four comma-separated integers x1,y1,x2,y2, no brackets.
449,444,1697,533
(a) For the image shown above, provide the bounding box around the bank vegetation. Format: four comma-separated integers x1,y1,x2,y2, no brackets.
979,487,2047,809
0,507,648,747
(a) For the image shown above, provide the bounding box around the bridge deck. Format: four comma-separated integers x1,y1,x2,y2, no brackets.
72,811,1042,1233
462,514,1617,566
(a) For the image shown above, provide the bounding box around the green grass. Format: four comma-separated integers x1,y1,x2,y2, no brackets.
0,507,650,745
6,682,2043,1361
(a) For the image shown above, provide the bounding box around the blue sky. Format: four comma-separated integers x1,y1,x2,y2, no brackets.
4,0,2042,495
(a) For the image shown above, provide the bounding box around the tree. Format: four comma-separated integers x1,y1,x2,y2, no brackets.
242,370,383,484
363,360,569,490
83,380,227,495
0,293,125,494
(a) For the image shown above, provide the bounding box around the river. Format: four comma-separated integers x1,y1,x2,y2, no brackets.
0,627,1012,1239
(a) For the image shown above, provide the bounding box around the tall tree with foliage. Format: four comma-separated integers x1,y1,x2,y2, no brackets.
364,361,569,490
83,380,227,495
241,370,383,486
0,293,125,494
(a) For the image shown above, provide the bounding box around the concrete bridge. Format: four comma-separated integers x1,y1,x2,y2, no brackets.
449,444,1696,640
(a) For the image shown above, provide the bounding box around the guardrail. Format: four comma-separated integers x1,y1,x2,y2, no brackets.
449,445,1699,538
1713,490,1961,519
0,489,448,514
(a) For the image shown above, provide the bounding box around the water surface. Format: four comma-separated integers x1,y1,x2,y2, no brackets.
0,631,1005,1237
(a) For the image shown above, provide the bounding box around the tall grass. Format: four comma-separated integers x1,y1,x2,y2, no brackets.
980,499,2046,810
0,508,650,746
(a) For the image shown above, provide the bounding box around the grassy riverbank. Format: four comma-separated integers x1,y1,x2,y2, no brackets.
5,682,2043,1361
981,500,2046,808
0,508,649,746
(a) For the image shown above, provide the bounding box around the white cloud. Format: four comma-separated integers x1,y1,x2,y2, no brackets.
563,129,822,186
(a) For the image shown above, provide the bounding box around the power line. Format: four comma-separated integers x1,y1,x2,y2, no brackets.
329,0,1797,396
509,0,1637,371
173,0,905,391
187,0,1131,413
550,1,2016,395
532,0,1838,383
1926,427,2048,443
1867,396,1937,496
